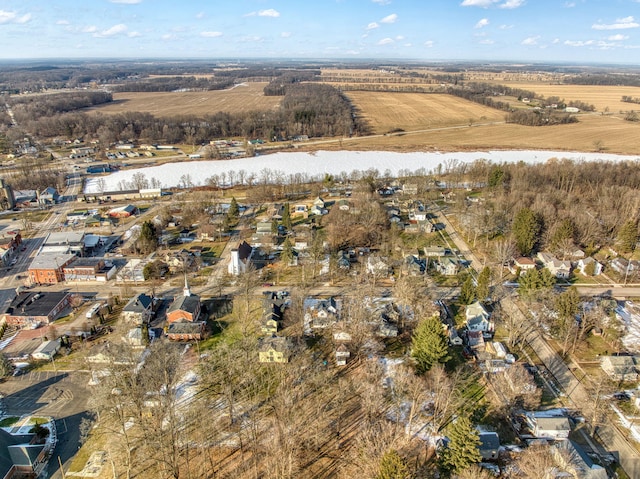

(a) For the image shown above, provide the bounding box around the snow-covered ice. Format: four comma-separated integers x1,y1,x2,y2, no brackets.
83,149,640,193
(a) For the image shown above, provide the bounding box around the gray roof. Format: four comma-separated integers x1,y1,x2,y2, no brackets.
123,293,153,313
167,322,205,334
44,231,85,246
168,294,200,315
9,444,45,467
29,253,77,270
479,432,500,451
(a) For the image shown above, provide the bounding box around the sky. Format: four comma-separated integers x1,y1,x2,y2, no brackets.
1,0,639,64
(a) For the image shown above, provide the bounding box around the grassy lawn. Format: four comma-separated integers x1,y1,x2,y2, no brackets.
68,432,109,473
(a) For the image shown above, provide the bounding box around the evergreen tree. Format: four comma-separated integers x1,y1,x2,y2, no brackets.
475,267,491,302
550,219,575,250
228,197,240,218
411,315,450,374
282,202,292,229
617,220,638,253
512,208,541,256
376,449,409,479
439,415,481,475
271,218,279,235
459,276,476,305
555,287,580,322
0,353,12,379
137,220,158,254
281,237,295,266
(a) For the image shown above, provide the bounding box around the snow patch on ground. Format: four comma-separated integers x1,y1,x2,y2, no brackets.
84,149,640,193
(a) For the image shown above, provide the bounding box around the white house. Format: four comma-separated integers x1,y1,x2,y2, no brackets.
465,301,493,334
228,241,254,276
577,257,603,276
537,252,571,279
528,412,571,440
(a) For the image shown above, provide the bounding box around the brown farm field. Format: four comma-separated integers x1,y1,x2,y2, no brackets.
345,92,505,134
501,83,640,113
88,82,281,117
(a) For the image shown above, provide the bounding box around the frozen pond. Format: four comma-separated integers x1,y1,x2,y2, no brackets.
83,149,640,193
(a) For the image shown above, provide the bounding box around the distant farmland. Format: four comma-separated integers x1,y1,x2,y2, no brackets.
88,82,281,117
345,92,505,134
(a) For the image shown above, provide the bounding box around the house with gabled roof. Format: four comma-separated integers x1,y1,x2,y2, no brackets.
228,240,254,275
258,336,293,363
537,252,571,279
167,278,201,323
122,293,154,324
577,257,603,276
600,355,638,382
465,301,493,335
304,297,341,334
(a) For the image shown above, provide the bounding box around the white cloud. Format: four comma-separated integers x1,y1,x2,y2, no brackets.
240,35,263,42
366,22,379,30
499,0,525,9
424,40,434,47
162,33,176,41
499,24,513,29
592,16,639,30
378,37,394,45
608,34,628,41
0,10,32,24
461,0,524,8
404,43,412,47
395,35,404,40
56,19,70,25
565,39,593,47
479,38,495,44
380,13,398,23
461,0,496,6
200,31,223,38
475,18,490,28
109,0,142,3
281,31,291,38
94,24,128,37
521,36,539,45
372,0,391,4
195,12,205,19
82,25,98,33
128,31,141,38
564,1,576,7
552,38,560,44
258,9,280,18
346,50,361,55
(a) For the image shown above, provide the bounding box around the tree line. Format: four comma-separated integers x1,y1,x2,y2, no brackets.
564,73,640,86
505,109,578,126
622,95,640,104
112,76,236,92
8,91,112,123
18,83,369,143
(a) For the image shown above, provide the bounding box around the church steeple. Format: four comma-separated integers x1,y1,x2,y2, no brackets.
183,274,191,297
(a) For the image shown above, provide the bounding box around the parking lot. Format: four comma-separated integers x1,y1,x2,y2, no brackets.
0,370,92,478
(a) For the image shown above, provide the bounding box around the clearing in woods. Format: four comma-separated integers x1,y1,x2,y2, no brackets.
88,82,282,117
345,92,505,134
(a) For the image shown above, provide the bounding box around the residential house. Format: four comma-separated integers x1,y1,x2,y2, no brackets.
167,322,206,341
527,412,571,440
537,252,571,279
366,255,390,276
600,355,638,382
577,257,603,276
292,204,308,218
164,250,195,274
478,432,500,461
39,187,59,205
122,293,154,324
5,291,71,328
465,301,493,335
436,257,460,276
304,297,340,333
510,257,536,275
610,257,640,277
404,255,426,275
551,440,607,479
258,336,293,363
28,253,76,284
228,240,254,275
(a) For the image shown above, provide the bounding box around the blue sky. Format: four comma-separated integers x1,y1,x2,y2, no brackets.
1,0,639,63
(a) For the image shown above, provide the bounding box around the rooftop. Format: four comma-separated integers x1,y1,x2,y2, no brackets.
6,291,70,317
44,231,85,246
28,253,76,270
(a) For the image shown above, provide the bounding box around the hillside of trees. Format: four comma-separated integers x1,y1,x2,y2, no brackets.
112,76,236,92
17,83,369,143
505,109,578,126
8,91,112,123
